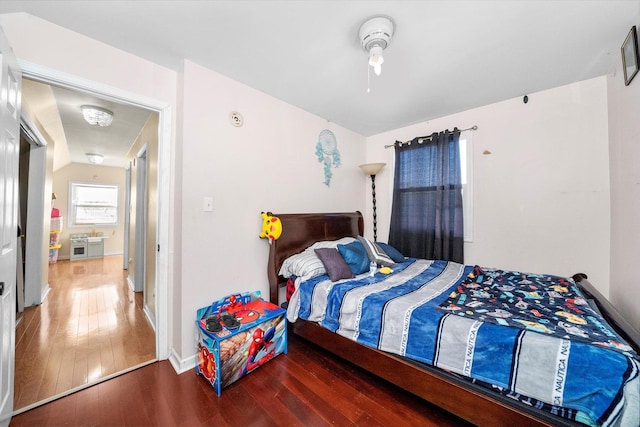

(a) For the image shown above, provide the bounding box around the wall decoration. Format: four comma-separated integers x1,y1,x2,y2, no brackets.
259,211,282,244
315,129,341,186
621,26,639,86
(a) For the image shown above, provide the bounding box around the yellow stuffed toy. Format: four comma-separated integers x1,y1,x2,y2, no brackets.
259,212,282,244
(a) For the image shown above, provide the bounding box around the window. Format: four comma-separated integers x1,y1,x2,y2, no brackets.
69,182,119,227
389,130,465,262
459,131,473,242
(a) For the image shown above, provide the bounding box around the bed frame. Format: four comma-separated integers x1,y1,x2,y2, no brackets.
266,211,640,427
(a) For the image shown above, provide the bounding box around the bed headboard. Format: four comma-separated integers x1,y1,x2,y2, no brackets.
267,211,364,304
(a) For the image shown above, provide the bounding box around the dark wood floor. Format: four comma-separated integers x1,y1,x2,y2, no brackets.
14,255,156,410
10,333,472,426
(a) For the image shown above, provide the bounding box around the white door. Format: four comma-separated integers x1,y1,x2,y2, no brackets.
0,27,22,427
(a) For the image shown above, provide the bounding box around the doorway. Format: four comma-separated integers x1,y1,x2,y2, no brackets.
14,63,170,411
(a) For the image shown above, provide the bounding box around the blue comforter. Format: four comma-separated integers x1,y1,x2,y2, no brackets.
287,259,640,427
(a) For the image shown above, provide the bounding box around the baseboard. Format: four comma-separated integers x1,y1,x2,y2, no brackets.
127,275,135,292
168,348,196,375
56,252,122,261
143,304,156,332
41,284,51,303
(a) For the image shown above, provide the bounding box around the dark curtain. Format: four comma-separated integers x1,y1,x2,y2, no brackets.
388,129,464,263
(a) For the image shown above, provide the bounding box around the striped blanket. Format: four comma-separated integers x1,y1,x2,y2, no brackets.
287,259,640,427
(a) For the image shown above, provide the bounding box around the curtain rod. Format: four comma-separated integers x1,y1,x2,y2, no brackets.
384,125,478,148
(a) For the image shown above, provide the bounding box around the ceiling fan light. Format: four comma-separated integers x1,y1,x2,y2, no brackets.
86,153,104,164
368,45,384,67
359,16,394,82
82,105,114,127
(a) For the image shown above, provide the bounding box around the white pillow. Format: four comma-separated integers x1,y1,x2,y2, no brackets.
279,237,356,280
309,237,356,249
279,249,326,280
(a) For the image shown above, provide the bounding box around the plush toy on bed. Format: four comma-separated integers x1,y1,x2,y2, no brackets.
259,212,282,244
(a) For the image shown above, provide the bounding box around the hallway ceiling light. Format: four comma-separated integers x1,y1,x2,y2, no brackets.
86,153,104,164
82,105,114,126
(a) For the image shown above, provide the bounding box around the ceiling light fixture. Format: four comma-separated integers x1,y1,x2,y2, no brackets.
81,105,114,127
359,16,394,88
86,153,104,164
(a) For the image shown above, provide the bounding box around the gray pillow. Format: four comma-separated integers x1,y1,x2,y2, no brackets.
358,236,395,267
314,248,354,282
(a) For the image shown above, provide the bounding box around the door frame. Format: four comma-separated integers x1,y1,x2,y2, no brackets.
19,60,171,360
123,162,131,270
134,145,147,294
20,114,48,307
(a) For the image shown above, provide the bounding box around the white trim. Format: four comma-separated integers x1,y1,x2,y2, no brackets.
134,146,148,293
127,275,135,293
58,251,124,261
169,348,196,375
23,144,47,306
18,60,165,111
104,251,124,256
123,164,131,270
143,304,156,333
19,60,172,361
20,113,47,147
40,285,51,303
155,105,172,360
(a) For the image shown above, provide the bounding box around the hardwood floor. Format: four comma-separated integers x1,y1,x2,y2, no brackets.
13,255,156,411
10,333,472,426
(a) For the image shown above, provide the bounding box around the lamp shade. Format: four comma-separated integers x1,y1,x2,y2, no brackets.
359,162,386,176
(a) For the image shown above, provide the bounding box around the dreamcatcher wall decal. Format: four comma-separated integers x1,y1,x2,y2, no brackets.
315,129,341,186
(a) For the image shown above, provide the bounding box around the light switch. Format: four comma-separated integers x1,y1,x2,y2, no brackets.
203,196,213,212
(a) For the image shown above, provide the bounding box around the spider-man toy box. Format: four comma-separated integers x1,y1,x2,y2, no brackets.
195,291,287,395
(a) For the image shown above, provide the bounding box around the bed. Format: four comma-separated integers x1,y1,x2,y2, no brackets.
266,211,640,427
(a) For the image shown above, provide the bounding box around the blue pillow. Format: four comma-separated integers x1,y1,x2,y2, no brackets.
337,240,369,275
376,242,405,263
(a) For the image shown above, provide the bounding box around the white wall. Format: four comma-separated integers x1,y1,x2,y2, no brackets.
366,77,611,294
607,39,640,331
178,60,366,357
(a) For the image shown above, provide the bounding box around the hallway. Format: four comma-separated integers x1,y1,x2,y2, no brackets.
14,255,155,410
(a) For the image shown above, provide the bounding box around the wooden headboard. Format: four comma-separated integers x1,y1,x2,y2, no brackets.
267,212,364,304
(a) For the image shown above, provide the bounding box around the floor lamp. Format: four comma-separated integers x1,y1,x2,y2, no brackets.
359,163,386,241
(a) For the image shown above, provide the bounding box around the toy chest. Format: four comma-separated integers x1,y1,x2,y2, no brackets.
195,291,287,395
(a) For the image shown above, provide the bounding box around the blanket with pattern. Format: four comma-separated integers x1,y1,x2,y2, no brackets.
437,265,636,356
286,259,640,427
